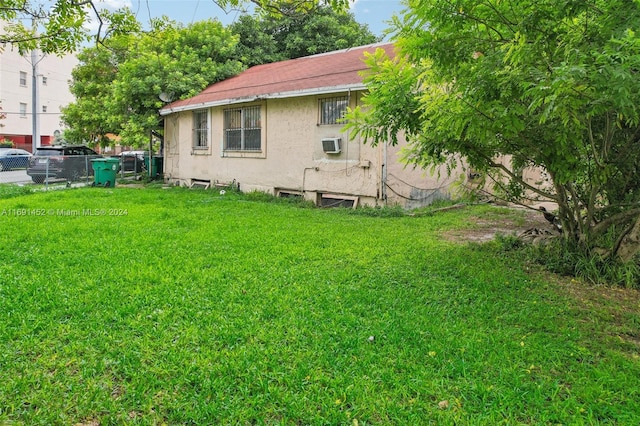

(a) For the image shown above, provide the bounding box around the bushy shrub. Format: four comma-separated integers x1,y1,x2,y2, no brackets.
523,238,639,289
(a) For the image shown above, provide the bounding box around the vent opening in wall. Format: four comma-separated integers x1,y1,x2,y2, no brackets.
322,137,341,154
190,179,211,189
319,193,359,209
277,189,303,200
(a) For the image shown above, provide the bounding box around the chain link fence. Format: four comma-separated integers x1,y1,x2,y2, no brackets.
0,153,146,188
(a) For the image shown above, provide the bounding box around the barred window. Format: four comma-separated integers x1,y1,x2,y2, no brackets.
193,109,209,149
319,96,348,125
224,106,261,151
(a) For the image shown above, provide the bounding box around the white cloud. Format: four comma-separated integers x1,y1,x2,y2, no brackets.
96,0,133,11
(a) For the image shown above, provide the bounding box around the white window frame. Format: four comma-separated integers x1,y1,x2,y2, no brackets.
223,105,261,152
42,105,48,113
19,103,27,117
19,71,27,87
192,109,209,149
319,96,348,125
42,76,48,85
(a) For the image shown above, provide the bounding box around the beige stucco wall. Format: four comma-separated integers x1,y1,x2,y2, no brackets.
163,90,463,208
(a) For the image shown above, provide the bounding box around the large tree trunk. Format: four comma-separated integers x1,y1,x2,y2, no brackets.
615,215,640,263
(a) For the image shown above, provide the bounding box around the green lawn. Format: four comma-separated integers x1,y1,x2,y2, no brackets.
0,186,638,424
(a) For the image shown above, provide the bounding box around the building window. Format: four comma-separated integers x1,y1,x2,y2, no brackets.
42,76,48,85
19,103,27,117
224,105,261,151
193,109,209,149
20,71,27,87
42,105,48,113
319,96,348,125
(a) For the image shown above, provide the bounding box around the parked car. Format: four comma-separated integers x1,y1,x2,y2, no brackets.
0,148,32,171
27,145,101,183
114,150,147,172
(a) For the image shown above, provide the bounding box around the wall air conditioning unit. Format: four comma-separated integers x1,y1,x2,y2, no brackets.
322,137,341,154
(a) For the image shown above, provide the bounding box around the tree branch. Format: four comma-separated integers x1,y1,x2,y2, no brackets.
592,207,640,238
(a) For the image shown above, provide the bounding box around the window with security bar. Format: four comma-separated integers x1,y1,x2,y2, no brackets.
224,106,261,151
319,96,348,125
193,109,209,149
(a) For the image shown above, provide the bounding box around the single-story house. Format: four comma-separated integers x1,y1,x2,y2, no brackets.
159,42,465,208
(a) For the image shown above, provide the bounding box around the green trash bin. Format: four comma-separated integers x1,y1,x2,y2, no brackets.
91,158,120,187
144,155,164,179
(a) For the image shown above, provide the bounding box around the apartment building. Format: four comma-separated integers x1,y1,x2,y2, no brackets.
0,22,77,152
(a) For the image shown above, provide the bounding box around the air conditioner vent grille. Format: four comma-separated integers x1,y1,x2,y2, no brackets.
322,137,341,154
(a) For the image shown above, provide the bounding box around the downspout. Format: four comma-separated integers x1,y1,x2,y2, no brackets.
345,89,351,174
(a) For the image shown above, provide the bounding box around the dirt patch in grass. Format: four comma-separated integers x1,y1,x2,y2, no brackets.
440,204,555,243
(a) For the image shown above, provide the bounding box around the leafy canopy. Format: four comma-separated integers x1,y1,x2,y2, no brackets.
64,4,376,147
230,5,379,67
0,0,349,54
62,19,242,146
346,0,640,259
0,1,138,54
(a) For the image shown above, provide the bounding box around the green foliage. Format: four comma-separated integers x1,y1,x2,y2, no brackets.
219,0,350,16
343,48,424,148
493,233,525,252
0,3,135,54
62,19,242,146
346,205,407,217
64,5,374,146
0,1,349,54
347,0,640,260
240,189,316,208
229,6,379,67
62,33,134,145
0,189,639,423
0,184,34,200
530,239,640,289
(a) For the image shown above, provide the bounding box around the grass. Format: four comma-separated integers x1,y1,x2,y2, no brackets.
0,186,638,424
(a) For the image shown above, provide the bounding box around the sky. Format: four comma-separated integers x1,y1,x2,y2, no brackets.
100,0,406,40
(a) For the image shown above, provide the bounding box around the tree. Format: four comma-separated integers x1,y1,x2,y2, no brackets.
230,5,379,67
345,0,640,261
0,0,348,54
62,19,242,146
0,2,137,53
62,33,133,145
64,4,373,147
217,0,349,16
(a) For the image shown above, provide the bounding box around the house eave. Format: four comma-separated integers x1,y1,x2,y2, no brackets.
159,83,366,116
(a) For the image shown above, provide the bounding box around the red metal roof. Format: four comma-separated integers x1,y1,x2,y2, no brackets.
160,42,395,114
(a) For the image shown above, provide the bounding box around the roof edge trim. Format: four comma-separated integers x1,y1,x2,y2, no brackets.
159,83,366,116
